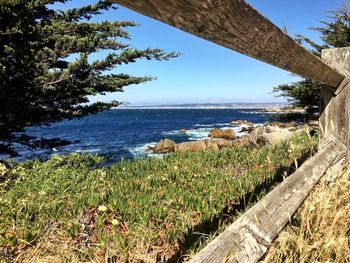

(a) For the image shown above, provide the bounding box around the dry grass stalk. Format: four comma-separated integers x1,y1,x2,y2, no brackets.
262,164,350,263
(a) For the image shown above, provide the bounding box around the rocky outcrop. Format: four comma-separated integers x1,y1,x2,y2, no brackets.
215,139,234,149
260,107,305,114
231,120,254,126
269,122,296,129
153,139,176,154
180,129,188,133
245,125,297,146
208,128,236,140
264,125,282,133
257,129,294,145
205,140,220,151
175,139,232,153
246,126,266,145
240,126,254,133
175,141,208,153
153,122,302,154
233,135,254,147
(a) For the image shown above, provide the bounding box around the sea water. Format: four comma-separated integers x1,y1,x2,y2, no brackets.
5,108,273,162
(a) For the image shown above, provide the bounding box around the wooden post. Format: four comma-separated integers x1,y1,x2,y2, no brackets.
320,47,350,159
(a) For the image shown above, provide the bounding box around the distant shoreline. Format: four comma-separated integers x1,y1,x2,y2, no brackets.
115,103,288,110
115,107,284,110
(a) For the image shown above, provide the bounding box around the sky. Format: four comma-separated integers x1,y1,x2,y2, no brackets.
54,0,348,105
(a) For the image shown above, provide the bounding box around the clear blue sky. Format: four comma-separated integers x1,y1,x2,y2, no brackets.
54,0,348,105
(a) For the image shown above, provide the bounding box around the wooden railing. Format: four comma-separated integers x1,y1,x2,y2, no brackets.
113,0,349,262
114,0,344,87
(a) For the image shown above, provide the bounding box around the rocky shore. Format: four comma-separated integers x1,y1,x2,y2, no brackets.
151,120,308,154
259,106,306,114
0,135,74,158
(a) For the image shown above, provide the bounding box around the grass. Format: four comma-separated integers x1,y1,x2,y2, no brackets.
261,163,350,263
0,131,317,262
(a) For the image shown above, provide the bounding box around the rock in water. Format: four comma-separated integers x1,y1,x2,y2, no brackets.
175,141,208,153
208,128,236,140
153,139,176,154
230,120,254,126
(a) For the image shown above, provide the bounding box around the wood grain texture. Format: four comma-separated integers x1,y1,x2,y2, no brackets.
320,48,350,158
188,139,345,263
322,47,350,77
113,0,344,87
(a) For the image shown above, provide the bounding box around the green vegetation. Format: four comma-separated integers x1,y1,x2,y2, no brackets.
0,0,177,138
0,132,317,262
273,5,350,116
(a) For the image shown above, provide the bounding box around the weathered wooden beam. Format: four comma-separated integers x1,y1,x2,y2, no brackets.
188,139,346,263
320,47,350,158
113,0,345,87
322,47,350,78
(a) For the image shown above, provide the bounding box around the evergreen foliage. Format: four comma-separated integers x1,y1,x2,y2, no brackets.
0,0,178,136
273,6,350,115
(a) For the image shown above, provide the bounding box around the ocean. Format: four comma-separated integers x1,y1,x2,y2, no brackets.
6,108,274,162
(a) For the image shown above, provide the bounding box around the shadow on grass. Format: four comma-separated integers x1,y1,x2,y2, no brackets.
165,151,312,263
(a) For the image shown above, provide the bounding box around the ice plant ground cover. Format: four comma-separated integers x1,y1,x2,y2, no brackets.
0,131,317,262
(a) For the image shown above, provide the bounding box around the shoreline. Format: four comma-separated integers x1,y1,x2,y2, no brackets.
0,107,304,162
113,105,306,114
114,102,288,110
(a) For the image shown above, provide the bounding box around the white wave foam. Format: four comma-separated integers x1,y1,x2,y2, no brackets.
161,127,211,141
194,124,213,127
75,148,101,153
163,124,260,141
194,123,229,128
238,110,279,115
187,128,211,140
162,130,183,136
128,142,163,159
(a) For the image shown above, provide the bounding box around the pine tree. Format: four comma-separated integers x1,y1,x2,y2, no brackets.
273,5,350,115
0,0,178,138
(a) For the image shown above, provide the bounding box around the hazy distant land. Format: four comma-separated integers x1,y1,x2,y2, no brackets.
118,102,288,109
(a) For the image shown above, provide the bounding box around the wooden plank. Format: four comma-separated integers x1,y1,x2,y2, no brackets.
320,84,350,148
322,47,350,78
113,0,345,87
320,47,350,158
188,139,346,263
